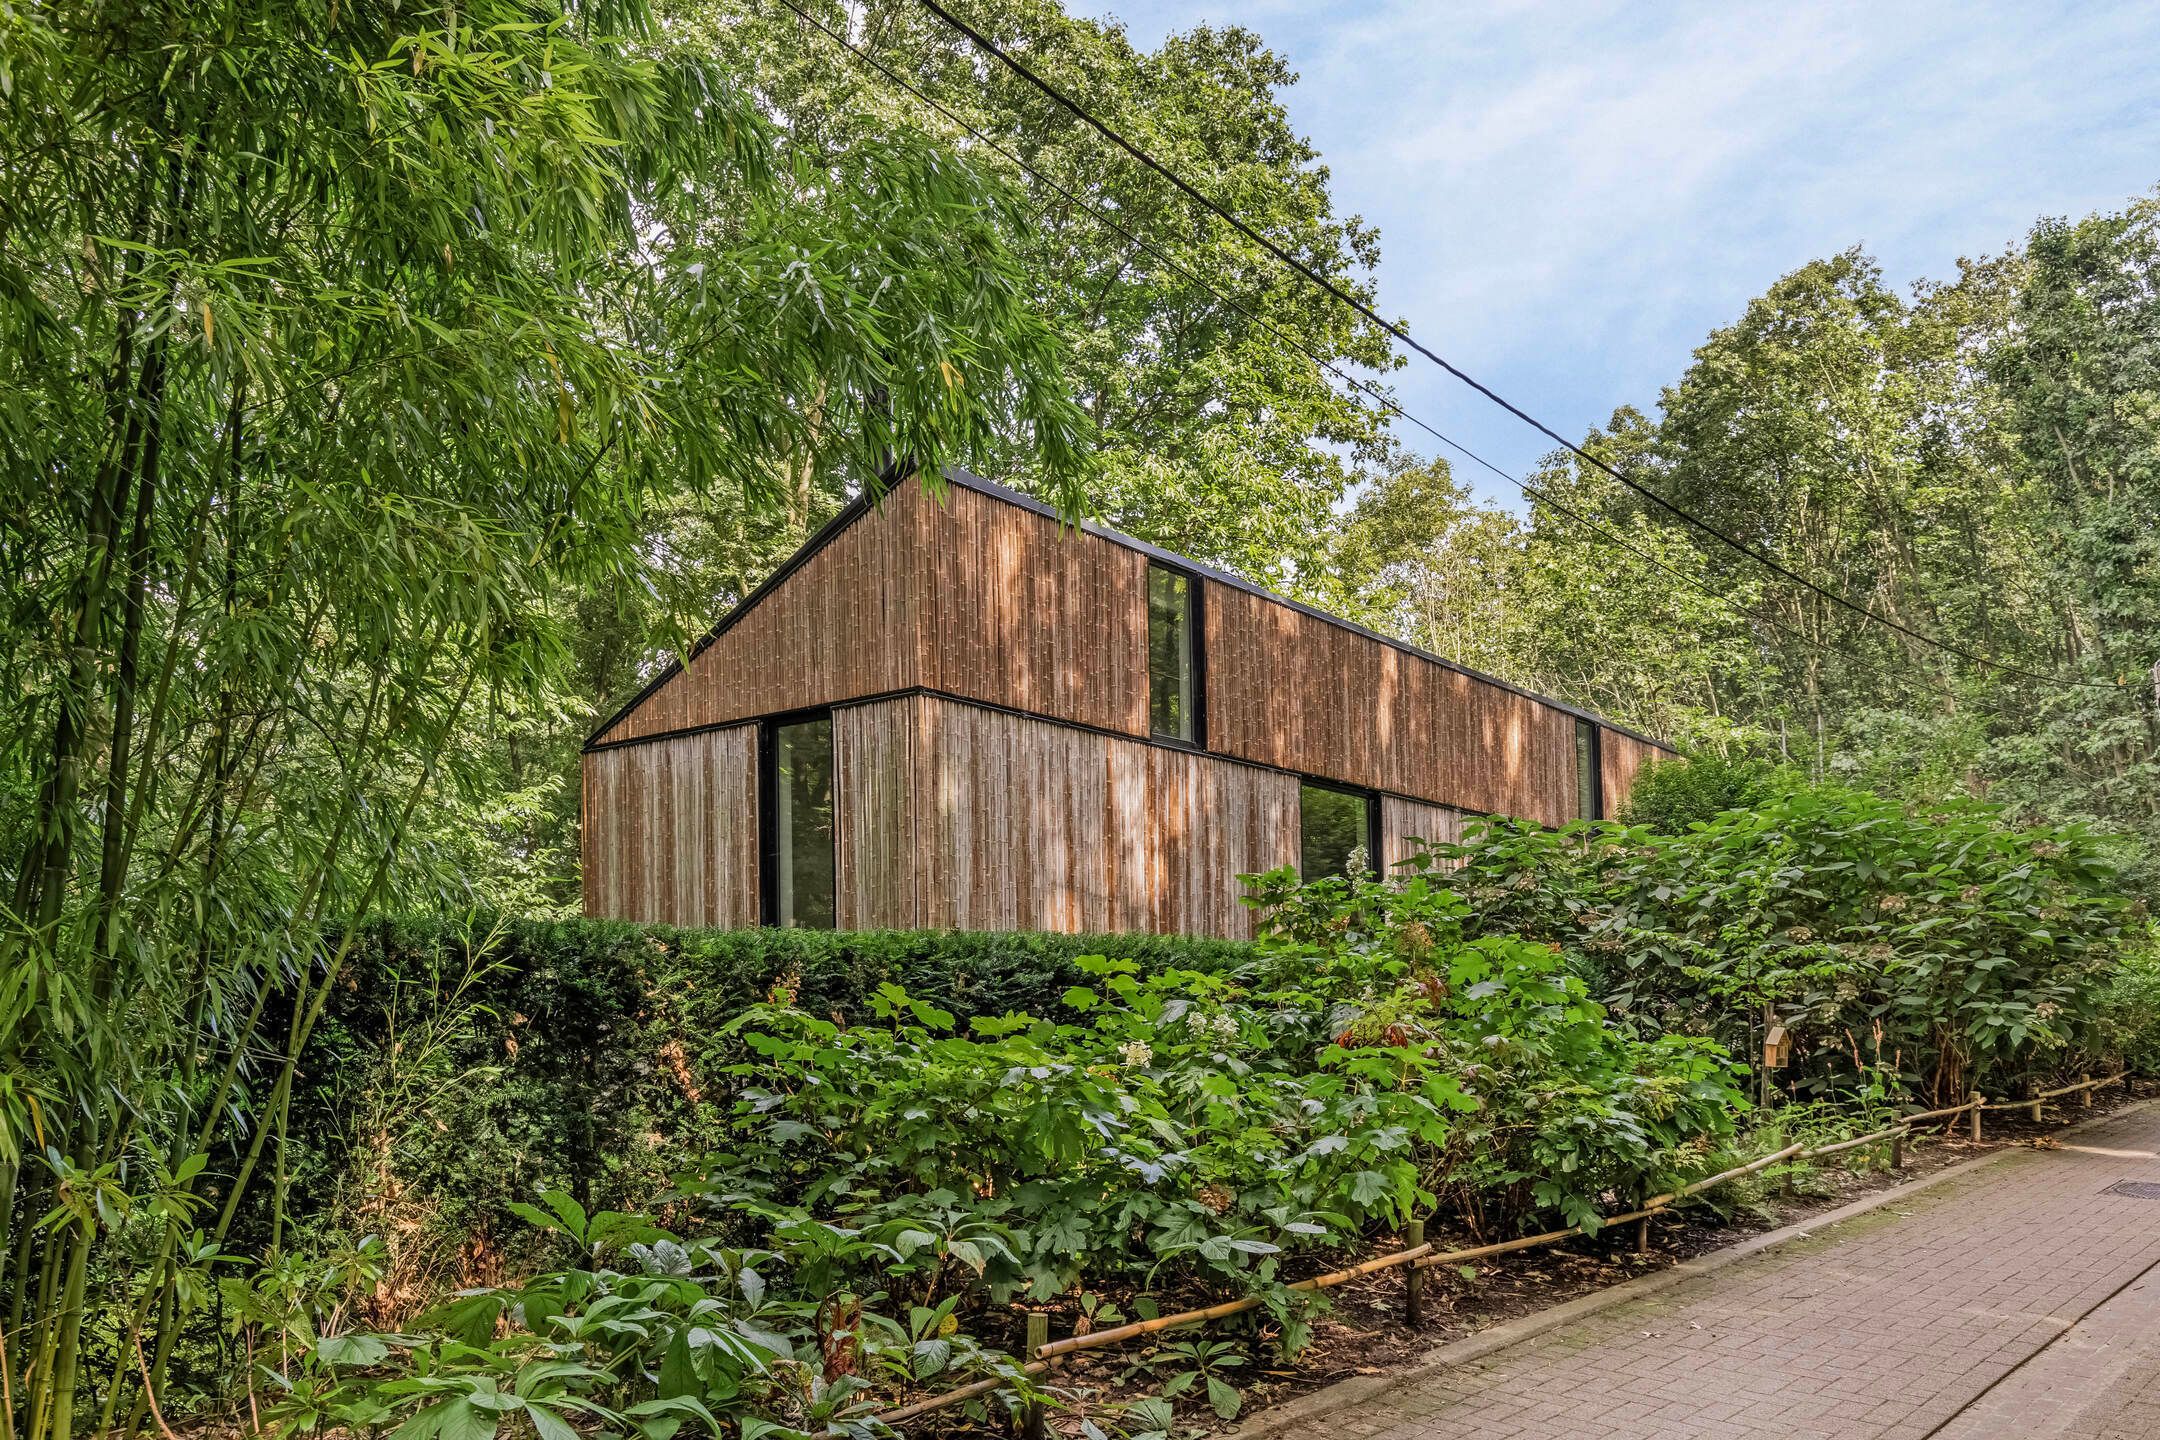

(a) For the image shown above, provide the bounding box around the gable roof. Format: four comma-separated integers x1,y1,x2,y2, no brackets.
584,467,1674,753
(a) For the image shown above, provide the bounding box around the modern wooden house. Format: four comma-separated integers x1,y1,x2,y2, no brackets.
581,471,1675,939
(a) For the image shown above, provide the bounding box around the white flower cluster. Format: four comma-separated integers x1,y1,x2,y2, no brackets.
1184,1010,1239,1040
1117,1040,1154,1067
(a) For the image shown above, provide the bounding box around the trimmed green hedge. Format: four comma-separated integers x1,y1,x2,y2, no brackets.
282,917,1261,1286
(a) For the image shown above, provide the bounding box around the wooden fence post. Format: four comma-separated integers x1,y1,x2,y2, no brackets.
2081,1075,2093,1110
1404,1220,1425,1326
1021,1312,1049,1440
1890,1129,1905,1170
1970,1092,1983,1143
2029,1093,2042,1123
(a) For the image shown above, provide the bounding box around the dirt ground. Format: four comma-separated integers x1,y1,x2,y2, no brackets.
1031,1080,2156,1436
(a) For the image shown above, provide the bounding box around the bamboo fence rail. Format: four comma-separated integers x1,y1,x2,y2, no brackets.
866,1074,2126,1428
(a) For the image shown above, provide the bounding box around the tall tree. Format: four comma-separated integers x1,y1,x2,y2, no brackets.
0,1,1086,1431
700,0,1399,580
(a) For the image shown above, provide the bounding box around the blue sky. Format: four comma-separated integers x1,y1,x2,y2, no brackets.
1069,0,2160,507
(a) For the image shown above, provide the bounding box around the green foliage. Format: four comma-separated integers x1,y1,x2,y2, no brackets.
281,919,1265,1303
1427,778,2134,1104
1616,755,1779,831
0,0,1101,1429
249,1194,1022,1440
1243,870,1746,1233
1315,198,2160,899
709,959,1462,1307
2092,931,2160,1077
259,877,1742,1427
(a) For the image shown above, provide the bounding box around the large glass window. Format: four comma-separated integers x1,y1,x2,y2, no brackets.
773,716,836,928
1299,782,1373,879
1575,719,1601,821
1147,564,1198,744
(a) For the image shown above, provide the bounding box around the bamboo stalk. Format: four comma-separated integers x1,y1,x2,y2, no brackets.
1650,1141,1810,1209
872,1360,1048,1426
1035,1240,1436,1360
1804,1121,1910,1160
2028,1072,2124,1102
1410,1223,1582,1271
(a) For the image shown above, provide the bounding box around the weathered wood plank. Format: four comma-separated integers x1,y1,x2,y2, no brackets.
1598,728,1664,816
580,725,758,926
1203,582,1587,824
897,696,1297,938
1379,795,1466,875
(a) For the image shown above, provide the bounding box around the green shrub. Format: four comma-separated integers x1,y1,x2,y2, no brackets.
1425,781,2134,1105
2093,929,2160,1076
260,872,1748,1439
668,873,1742,1312
1242,867,1745,1233
283,918,1261,1307
1615,753,1778,830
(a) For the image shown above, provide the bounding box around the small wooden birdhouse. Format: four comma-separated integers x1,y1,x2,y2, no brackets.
1763,1025,1792,1070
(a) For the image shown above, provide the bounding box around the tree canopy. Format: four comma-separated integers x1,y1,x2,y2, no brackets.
1324,203,2160,885
2,3,2156,1432
0,1,1092,1431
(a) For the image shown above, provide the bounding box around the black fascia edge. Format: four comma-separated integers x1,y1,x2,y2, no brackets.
581,489,882,751
583,466,1678,756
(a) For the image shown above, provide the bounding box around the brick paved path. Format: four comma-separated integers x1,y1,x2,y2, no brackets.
1277,1102,2160,1440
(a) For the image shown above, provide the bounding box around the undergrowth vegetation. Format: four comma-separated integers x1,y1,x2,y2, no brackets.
1434,779,2142,1105
254,880,1749,1437
70,782,2159,1437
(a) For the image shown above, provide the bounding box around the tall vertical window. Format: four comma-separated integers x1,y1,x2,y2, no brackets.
1299,781,1374,879
1147,564,1200,744
770,715,836,928
1575,719,1602,821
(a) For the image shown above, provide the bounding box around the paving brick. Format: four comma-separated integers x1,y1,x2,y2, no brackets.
1262,1105,2160,1440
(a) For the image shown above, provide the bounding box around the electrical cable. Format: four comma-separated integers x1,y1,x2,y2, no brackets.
763,0,1900,675
909,0,2124,692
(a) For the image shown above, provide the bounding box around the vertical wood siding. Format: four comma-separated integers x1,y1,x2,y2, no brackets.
591,484,934,746
581,725,758,926
919,482,1150,736
903,696,1297,938
1599,728,1665,815
1379,795,1466,874
587,474,1677,912
593,478,1151,749
835,700,918,929
1203,583,1581,825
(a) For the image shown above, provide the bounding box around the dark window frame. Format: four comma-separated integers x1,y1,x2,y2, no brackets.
1146,562,1207,750
1297,776,1382,879
759,705,838,928
1575,718,1604,821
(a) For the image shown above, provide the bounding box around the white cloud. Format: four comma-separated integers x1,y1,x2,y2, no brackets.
1077,0,2160,499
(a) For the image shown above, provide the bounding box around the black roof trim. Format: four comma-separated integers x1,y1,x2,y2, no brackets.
941,469,1675,752
581,488,882,750
583,467,1676,754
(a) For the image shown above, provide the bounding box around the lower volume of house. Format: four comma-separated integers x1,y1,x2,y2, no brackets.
580,692,1465,939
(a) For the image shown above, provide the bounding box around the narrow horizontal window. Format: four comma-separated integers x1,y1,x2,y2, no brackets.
1148,564,1198,743
1299,782,1373,880
774,716,836,928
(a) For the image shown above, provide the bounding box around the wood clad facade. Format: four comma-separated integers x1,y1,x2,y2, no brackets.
899,695,1297,938
582,725,759,927
581,471,1679,938
1599,729,1665,814
1379,796,1467,872
1205,585,1578,826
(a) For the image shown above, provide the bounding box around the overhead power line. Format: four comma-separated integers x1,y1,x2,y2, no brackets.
761,0,1867,678
908,0,2123,693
